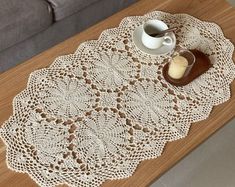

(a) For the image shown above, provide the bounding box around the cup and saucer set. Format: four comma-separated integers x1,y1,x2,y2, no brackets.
132,19,212,86
132,20,176,55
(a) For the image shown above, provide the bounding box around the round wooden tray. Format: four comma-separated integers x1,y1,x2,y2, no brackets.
163,50,213,86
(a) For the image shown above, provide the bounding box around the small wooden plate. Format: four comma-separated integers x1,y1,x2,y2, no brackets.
163,50,213,86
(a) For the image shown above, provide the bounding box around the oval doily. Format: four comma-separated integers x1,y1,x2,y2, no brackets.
0,11,235,187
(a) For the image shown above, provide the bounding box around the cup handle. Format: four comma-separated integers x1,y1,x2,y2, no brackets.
162,36,173,46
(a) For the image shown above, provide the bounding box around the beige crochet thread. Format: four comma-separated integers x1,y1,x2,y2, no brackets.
0,11,234,187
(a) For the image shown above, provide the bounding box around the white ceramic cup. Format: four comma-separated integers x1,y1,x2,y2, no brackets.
141,20,173,49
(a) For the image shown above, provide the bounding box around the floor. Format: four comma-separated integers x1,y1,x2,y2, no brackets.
227,0,235,6
151,118,235,187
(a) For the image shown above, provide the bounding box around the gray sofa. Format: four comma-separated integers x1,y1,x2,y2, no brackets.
0,0,137,73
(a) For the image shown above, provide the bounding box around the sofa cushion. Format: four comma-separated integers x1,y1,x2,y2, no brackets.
0,0,53,52
46,0,99,21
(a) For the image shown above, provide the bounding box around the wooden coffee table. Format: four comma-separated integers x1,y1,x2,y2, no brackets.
0,0,234,186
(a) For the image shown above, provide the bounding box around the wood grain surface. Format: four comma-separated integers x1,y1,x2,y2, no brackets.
0,0,234,186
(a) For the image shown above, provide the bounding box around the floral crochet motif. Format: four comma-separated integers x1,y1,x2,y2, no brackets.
87,52,137,90
76,111,127,164
123,80,174,128
41,78,95,117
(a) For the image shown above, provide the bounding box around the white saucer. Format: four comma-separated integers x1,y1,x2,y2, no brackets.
132,25,176,55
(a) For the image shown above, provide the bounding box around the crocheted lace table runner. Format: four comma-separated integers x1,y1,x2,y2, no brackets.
1,11,234,187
